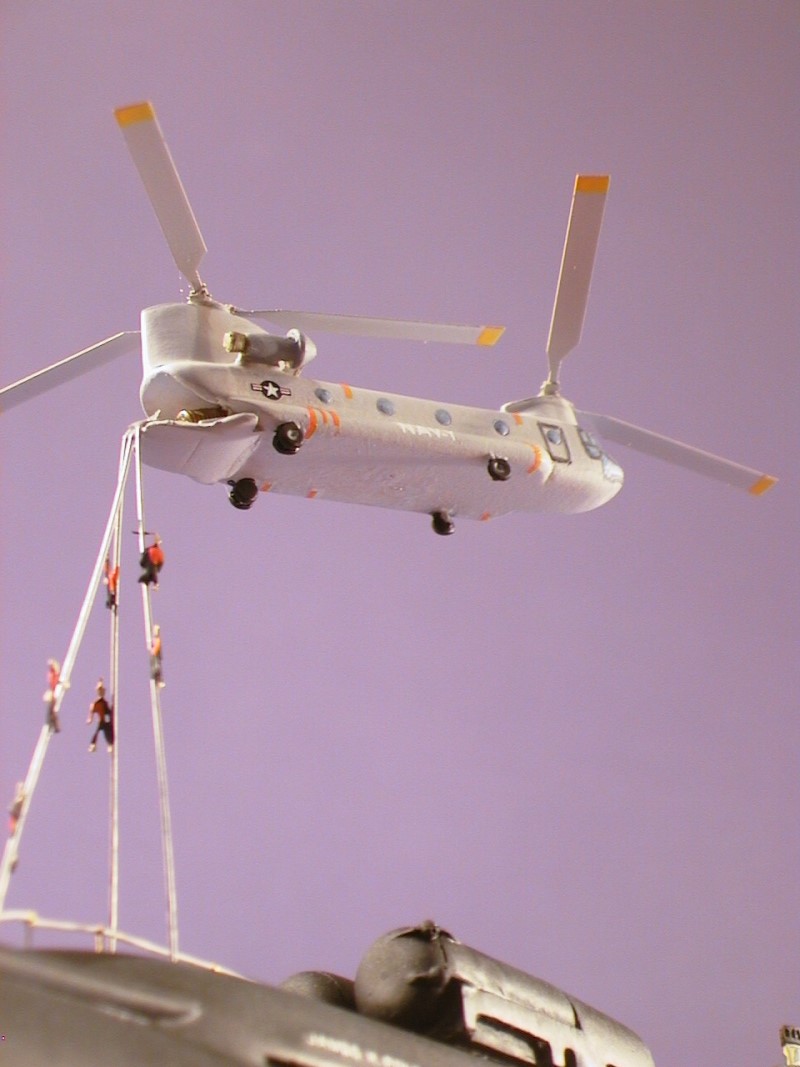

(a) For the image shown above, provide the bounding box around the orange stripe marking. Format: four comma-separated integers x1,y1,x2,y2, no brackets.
575,174,609,194
341,383,353,399
306,407,318,439
527,445,542,474
477,326,505,347
749,474,777,495
306,489,318,499
480,511,492,522
115,101,155,127
260,481,272,493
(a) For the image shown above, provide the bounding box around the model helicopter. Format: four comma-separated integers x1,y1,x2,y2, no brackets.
0,102,776,534
1,920,656,1066
1,102,663,1063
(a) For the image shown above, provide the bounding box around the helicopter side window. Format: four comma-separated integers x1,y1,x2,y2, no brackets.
377,397,395,416
493,419,510,436
315,387,333,404
578,427,602,459
435,408,452,426
539,423,571,463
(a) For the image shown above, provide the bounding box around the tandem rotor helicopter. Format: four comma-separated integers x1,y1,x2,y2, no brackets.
0,101,776,533
4,102,751,1066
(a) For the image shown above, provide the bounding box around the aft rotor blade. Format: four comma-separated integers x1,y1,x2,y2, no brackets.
0,332,140,412
115,102,207,293
546,175,609,382
236,309,505,346
578,410,777,495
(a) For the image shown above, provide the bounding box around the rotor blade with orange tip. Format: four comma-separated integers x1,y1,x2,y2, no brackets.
546,174,609,382
115,101,207,293
0,332,140,413
235,309,504,346
578,409,777,495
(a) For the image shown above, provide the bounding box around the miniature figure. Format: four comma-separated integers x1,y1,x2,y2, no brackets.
87,679,114,752
7,782,25,836
43,658,62,733
782,1026,800,1066
150,624,165,688
103,557,120,610
138,535,164,588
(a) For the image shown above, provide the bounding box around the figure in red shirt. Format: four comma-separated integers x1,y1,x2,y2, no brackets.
138,535,164,589
87,679,114,753
103,557,120,610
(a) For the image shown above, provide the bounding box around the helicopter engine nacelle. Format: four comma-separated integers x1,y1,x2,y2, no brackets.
353,922,655,1067
223,327,317,372
139,302,318,417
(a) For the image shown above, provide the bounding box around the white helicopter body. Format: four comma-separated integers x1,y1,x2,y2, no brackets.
136,300,622,523
0,102,775,531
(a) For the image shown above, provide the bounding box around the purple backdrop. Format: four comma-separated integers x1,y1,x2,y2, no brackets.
1,4,797,1065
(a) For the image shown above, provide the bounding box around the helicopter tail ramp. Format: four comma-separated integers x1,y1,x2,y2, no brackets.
139,413,261,484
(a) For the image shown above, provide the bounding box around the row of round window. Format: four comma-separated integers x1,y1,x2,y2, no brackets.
313,387,512,436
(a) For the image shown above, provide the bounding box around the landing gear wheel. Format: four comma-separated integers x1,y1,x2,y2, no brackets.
273,421,304,455
487,457,511,481
228,477,259,510
431,510,455,536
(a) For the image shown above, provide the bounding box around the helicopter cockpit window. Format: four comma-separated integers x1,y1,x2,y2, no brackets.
493,419,510,436
601,452,624,484
539,423,571,463
578,427,602,460
377,397,395,416
315,387,333,404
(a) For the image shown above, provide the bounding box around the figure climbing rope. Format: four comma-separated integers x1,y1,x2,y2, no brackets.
7,783,25,836
138,535,164,588
87,679,114,753
103,557,120,610
43,659,62,733
150,625,165,688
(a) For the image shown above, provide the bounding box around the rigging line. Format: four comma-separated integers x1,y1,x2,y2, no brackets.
107,438,127,951
0,911,241,974
133,425,179,960
59,428,135,691
0,726,51,912
0,430,136,913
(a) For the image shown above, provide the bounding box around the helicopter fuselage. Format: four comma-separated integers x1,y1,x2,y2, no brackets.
138,302,624,523
0,924,656,1067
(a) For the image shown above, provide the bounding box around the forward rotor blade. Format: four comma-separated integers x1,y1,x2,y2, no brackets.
115,101,207,293
0,332,140,412
578,410,777,495
546,175,609,382
235,309,504,346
